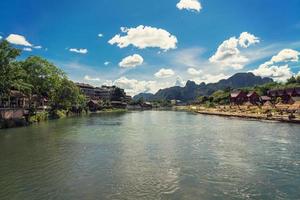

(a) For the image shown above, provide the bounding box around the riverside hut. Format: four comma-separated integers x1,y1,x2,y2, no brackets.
230,91,248,105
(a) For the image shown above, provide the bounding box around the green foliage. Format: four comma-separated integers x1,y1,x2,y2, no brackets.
21,56,66,98
29,111,48,123
50,110,67,119
0,40,87,119
0,40,22,97
51,78,86,110
211,90,230,104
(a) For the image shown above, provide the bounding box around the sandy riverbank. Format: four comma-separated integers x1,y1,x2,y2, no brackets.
175,104,300,124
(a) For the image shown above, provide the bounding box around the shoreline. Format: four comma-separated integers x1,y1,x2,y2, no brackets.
175,106,300,124
195,110,300,124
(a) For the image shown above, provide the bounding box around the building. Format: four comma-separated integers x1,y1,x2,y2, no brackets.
260,96,272,103
76,83,95,99
94,86,115,100
0,90,29,109
230,91,248,105
267,87,300,103
247,91,260,105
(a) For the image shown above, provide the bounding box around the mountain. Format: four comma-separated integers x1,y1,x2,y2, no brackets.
133,93,155,101
133,73,273,102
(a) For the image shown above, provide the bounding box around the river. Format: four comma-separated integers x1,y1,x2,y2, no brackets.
0,111,299,199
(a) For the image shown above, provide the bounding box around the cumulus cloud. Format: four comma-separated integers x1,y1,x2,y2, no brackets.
119,54,144,68
84,75,101,82
98,33,104,37
187,67,202,75
175,76,185,86
176,0,202,12
191,73,229,84
104,61,110,66
23,47,32,52
113,76,173,96
209,32,259,69
239,32,260,48
270,49,300,63
252,64,293,82
155,68,175,78
252,49,299,81
109,25,178,51
6,34,32,46
0,36,2,40
69,48,88,54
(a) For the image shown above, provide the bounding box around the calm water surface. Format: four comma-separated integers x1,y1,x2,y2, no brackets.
0,111,299,200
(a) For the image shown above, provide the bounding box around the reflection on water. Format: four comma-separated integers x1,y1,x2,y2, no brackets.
0,111,299,199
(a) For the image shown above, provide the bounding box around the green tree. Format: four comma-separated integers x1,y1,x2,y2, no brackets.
287,76,297,85
0,40,21,98
51,78,86,110
21,56,66,99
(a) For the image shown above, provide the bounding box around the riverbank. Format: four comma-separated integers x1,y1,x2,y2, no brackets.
175,104,300,124
0,108,130,129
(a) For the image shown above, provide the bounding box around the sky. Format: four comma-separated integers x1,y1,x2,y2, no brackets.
1,0,300,96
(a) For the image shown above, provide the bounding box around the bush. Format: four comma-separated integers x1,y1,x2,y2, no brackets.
29,111,48,123
49,110,67,119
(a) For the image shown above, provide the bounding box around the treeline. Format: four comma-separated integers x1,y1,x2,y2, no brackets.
0,40,86,116
197,76,300,106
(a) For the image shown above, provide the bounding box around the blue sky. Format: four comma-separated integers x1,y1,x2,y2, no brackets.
1,0,300,95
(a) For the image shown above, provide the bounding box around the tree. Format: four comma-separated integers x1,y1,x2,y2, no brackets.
51,78,86,110
0,40,21,98
211,90,230,104
21,56,66,99
287,76,297,85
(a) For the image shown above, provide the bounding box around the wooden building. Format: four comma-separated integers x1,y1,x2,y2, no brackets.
230,91,248,105
247,91,260,105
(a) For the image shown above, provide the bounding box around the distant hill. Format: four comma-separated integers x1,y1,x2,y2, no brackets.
133,72,273,102
133,93,155,101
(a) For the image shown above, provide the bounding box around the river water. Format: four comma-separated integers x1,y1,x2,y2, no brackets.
0,111,299,199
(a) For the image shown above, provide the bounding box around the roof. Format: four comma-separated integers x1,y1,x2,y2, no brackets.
10,90,26,98
261,96,271,101
76,83,94,89
88,100,99,105
247,91,258,97
230,91,244,98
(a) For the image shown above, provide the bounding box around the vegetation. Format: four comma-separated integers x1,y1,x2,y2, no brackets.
0,40,86,121
196,75,300,105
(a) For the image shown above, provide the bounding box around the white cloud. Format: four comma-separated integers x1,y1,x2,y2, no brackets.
84,75,101,82
155,68,175,78
109,25,178,51
187,67,202,75
252,65,293,82
33,45,42,49
113,76,173,96
98,33,104,37
191,73,229,84
176,0,202,12
209,32,259,69
270,49,299,63
252,49,299,81
175,76,185,86
102,80,113,86
239,32,260,48
104,61,110,66
0,36,2,40
69,48,88,54
6,34,32,46
23,47,32,52
119,54,144,68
